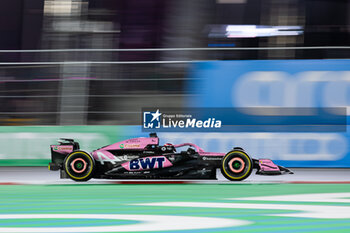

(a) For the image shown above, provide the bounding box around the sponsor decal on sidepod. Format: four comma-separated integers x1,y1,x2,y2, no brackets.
122,156,173,171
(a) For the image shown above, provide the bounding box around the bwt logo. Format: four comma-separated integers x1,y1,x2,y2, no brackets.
130,157,165,170
143,109,162,129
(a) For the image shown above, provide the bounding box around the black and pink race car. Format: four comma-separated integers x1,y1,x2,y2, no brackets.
49,133,292,181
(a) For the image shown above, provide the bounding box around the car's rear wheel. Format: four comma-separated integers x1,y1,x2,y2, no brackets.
64,151,95,181
221,150,253,181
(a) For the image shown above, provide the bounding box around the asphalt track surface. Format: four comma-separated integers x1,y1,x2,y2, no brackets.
0,167,350,232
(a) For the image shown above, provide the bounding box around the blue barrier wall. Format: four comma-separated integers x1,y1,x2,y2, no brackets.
184,59,350,167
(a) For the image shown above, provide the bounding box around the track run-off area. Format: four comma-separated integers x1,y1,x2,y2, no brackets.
0,183,350,232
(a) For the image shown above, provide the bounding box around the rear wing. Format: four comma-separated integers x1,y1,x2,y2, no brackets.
49,138,80,171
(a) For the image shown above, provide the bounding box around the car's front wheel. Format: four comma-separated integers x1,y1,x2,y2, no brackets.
221,150,253,181
63,151,95,181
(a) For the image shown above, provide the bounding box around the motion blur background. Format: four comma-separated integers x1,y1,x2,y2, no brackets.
0,0,350,167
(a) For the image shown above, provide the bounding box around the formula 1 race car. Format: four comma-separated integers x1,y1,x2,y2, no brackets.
49,133,293,181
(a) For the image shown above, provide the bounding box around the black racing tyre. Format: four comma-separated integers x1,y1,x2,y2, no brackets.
221,150,253,181
63,151,95,181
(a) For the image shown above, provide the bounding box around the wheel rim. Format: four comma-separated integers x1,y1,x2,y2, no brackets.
228,157,245,173
70,158,87,174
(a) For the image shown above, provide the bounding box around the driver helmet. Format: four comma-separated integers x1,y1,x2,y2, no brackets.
163,143,176,152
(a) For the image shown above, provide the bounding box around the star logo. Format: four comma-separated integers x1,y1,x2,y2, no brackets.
150,109,162,122
143,109,162,129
